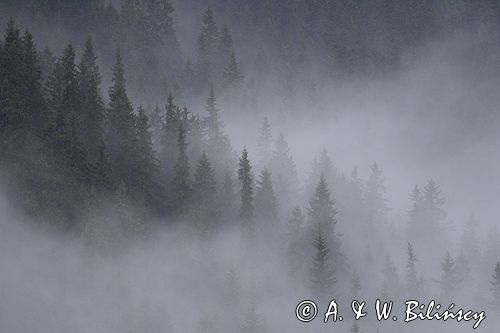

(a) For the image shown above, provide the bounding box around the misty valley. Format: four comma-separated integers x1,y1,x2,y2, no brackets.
0,1,499,333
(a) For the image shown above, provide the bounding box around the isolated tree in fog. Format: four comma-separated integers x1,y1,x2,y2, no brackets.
238,149,254,223
256,116,273,168
406,242,418,292
422,178,445,227
310,226,336,297
254,169,278,223
437,252,460,299
171,126,191,214
223,50,243,88
491,262,500,309
308,174,337,236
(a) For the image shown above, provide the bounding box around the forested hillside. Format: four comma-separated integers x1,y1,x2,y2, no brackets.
0,1,499,332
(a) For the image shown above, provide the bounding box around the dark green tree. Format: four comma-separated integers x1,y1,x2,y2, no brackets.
256,116,273,168
254,169,278,223
171,125,191,214
104,50,137,192
193,152,217,223
238,148,254,223
310,226,336,297
406,242,418,292
77,36,104,164
223,50,243,88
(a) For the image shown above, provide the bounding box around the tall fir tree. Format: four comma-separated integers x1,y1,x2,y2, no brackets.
256,116,273,169
254,169,278,225
238,148,254,226
270,133,299,216
77,36,104,165
406,242,418,293
171,125,191,214
104,49,137,187
223,50,243,88
192,152,218,225
310,226,336,298
437,252,460,299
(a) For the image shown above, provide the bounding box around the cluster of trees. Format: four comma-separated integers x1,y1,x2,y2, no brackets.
1,19,499,330
3,0,500,107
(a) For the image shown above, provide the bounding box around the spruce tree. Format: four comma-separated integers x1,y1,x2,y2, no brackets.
310,226,336,297
254,169,278,223
308,174,337,237
256,116,273,168
133,105,158,205
218,171,238,224
437,252,460,299
406,242,418,292
223,50,243,88
270,133,299,216
104,50,136,191
171,125,191,214
193,152,217,223
77,36,104,164
238,148,254,223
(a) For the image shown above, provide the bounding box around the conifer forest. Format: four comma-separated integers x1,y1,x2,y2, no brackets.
0,1,499,332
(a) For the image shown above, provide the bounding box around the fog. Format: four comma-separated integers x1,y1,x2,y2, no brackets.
0,1,499,332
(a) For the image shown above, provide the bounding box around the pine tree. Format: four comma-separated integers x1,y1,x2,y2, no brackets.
104,50,137,191
193,152,217,221
218,171,238,224
238,148,254,224
160,94,181,182
365,161,388,222
310,226,336,297
491,262,500,309
437,252,460,299
77,36,104,164
270,133,299,216
422,179,445,227
204,87,223,144
286,206,305,235
406,242,418,292
223,50,243,88
171,125,191,214
407,185,425,241
256,116,273,169
308,175,337,237
254,169,278,226
196,7,219,85
133,105,158,205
